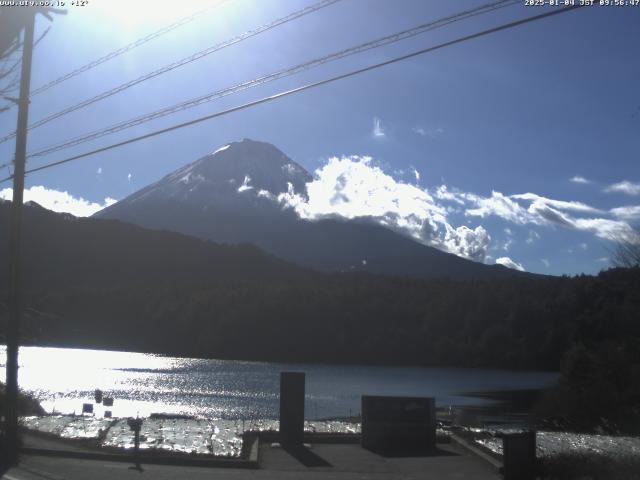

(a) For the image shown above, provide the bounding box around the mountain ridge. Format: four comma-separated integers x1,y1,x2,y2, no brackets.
96,138,534,280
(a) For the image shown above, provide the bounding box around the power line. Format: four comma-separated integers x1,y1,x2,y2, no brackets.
28,0,518,160
31,1,231,97
0,1,229,114
0,25,50,100
0,4,583,185
0,0,342,145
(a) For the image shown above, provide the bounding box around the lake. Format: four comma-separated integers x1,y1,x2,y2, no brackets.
0,345,557,420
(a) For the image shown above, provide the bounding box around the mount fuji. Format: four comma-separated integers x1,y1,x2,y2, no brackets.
95,139,527,280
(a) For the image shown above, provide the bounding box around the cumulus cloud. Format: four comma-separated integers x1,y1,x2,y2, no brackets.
0,186,116,217
443,225,490,262
570,175,590,184
605,180,640,196
277,155,490,262
496,256,525,271
280,156,443,222
272,154,636,265
372,117,385,138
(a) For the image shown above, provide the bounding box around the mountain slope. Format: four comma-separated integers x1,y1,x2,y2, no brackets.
0,200,310,291
96,139,530,280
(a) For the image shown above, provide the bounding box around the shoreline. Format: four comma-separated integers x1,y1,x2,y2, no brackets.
4,342,561,373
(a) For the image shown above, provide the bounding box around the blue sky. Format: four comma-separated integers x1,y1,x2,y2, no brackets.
0,0,638,276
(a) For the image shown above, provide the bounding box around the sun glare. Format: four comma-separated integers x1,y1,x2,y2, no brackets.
90,0,222,32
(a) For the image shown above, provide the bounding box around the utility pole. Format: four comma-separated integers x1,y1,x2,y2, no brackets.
5,8,35,465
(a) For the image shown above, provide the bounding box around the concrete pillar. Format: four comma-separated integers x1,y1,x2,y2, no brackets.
279,371,305,445
503,431,536,480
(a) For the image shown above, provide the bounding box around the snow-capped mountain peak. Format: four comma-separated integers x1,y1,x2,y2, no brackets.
168,138,310,197
121,138,311,206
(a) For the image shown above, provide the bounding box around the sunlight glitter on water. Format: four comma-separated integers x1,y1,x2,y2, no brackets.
1,345,557,420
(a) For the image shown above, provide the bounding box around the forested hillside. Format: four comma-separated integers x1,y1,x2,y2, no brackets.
1,201,639,371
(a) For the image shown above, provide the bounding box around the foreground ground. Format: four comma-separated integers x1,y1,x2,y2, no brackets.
2,435,500,480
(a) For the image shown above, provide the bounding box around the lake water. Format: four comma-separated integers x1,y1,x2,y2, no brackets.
0,345,557,420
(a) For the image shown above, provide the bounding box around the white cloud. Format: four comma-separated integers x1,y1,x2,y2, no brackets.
97,167,102,175
412,168,420,183
605,180,640,196
465,191,534,225
570,175,590,184
272,154,637,265
579,242,588,250
412,127,426,136
526,202,573,227
0,186,116,217
571,217,636,242
127,173,132,182
372,117,385,138
279,156,444,222
277,155,490,262
434,185,466,205
237,175,253,193
496,256,525,271
443,225,490,262
460,190,635,242
611,205,640,220
541,258,550,268
512,192,602,214
257,189,274,200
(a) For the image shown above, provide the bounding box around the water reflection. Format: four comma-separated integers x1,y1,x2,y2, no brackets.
0,345,557,419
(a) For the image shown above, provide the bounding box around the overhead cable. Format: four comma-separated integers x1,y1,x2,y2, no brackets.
0,4,583,185
29,0,518,159
0,0,342,144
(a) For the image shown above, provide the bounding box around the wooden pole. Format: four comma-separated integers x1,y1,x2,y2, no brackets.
6,9,36,465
